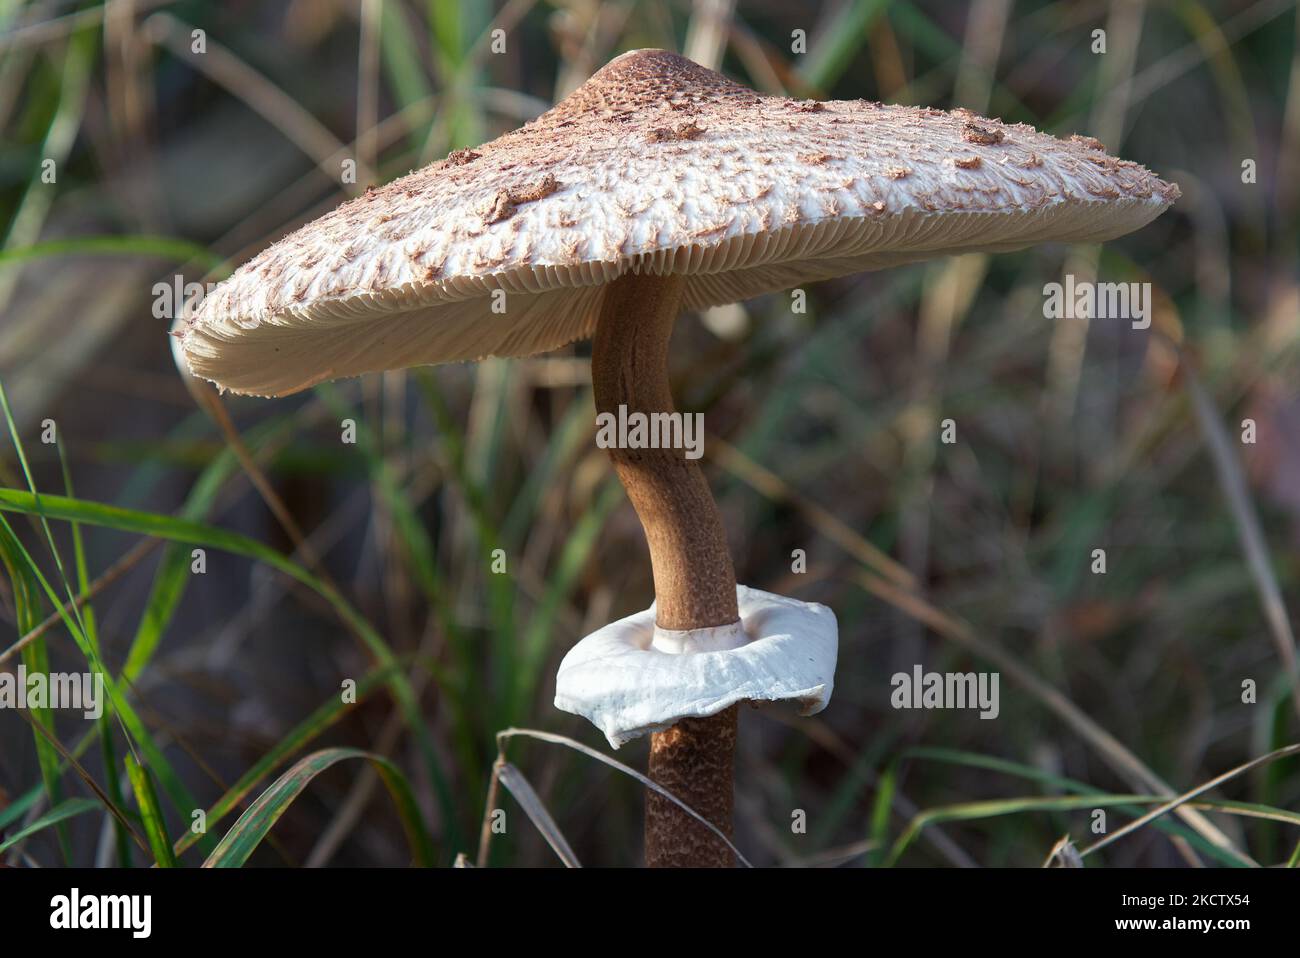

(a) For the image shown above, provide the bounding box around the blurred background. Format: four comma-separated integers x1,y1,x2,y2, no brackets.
1,0,1298,868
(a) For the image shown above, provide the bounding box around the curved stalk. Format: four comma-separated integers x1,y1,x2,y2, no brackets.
590,269,739,867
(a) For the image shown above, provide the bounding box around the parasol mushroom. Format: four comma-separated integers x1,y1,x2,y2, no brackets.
177,49,1178,868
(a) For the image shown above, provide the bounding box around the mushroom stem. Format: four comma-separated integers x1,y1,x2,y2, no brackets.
591,269,739,868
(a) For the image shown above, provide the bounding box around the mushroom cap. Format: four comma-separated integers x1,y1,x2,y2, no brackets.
179,49,1179,397
554,585,838,748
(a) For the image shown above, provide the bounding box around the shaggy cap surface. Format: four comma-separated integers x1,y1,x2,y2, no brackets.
179,49,1179,396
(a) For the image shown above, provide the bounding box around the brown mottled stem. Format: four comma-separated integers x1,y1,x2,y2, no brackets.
591,270,739,868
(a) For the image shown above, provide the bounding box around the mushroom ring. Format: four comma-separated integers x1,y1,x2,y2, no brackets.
556,585,838,747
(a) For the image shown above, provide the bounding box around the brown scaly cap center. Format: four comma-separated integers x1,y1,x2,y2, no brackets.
501,49,762,142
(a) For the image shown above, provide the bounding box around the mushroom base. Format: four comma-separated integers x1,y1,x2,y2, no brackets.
647,708,737,868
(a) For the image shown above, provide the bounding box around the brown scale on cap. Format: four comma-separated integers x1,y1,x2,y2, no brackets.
962,121,1005,145
444,148,482,167
1070,133,1107,151
647,120,706,143
482,173,560,225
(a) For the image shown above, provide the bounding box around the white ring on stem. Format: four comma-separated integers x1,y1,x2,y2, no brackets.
555,585,838,747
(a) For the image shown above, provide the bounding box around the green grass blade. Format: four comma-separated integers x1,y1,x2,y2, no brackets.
798,0,890,90
58,440,131,865
379,0,434,139
121,436,243,682
886,793,1149,867
0,786,42,832
0,798,100,855
808,726,900,848
886,792,1300,868
0,519,70,862
0,235,225,271
901,747,1252,867
868,761,897,868
56,443,97,651
125,754,178,867
173,661,403,856
203,748,433,867
0,487,315,583
1,21,94,265
427,0,487,150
